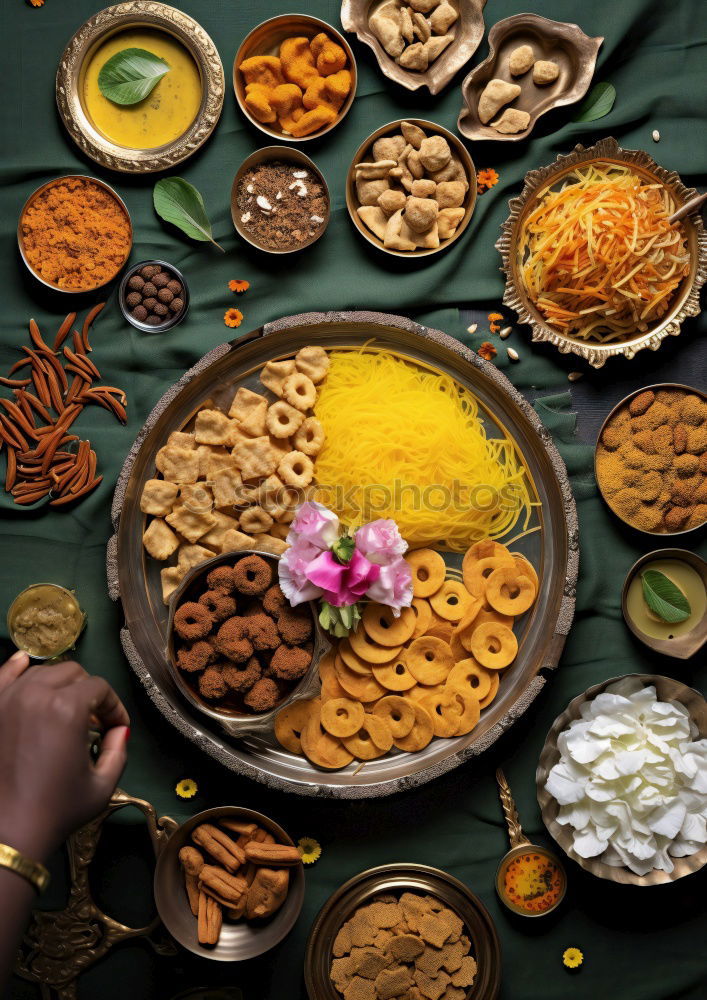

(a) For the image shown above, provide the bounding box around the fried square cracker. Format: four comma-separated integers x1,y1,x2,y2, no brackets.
450,956,476,988
197,444,228,479
166,504,216,543
161,565,184,604
414,969,450,1000
221,528,257,554
375,965,413,1000
140,478,179,516
251,532,288,556
388,934,425,962
351,946,390,980
212,470,243,510
232,436,279,480
418,914,451,950
200,511,240,550
168,430,196,450
142,518,179,560
179,482,214,513
195,408,234,446
343,978,376,1000
229,387,268,436
333,922,353,957
367,901,402,929
205,451,239,480
261,359,295,397
155,445,200,484
177,544,214,570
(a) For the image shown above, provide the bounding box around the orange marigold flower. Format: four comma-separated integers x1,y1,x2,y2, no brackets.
477,168,499,189
489,323,501,334
28,0,45,6
228,279,250,293
477,341,497,361
488,312,504,322
224,308,243,328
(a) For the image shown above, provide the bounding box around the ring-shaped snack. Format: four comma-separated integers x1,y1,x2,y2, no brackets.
233,554,273,595
274,697,317,754
174,601,212,641
341,715,393,760
406,548,446,597
477,670,500,709
339,638,375,675
510,552,539,595
411,598,432,637
452,603,483,651
450,630,467,663
239,505,274,535
447,684,481,736
469,621,518,670
424,615,454,643
372,696,416,739
406,635,455,685
447,658,493,702
321,697,365,738
420,688,463,738
349,627,402,664
485,565,536,616
462,554,514,600
430,580,477,623
362,604,416,646
266,400,305,439
334,655,387,701
278,450,314,488
318,651,349,700
405,682,445,703
472,606,514,632
372,651,417,691
393,702,434,752
293,416,325,456
282,372,317,412
198,589,238,623
301,701,354,769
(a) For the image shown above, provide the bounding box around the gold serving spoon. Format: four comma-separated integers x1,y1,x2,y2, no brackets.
494,768,567,917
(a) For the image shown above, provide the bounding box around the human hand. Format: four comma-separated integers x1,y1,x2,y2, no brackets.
0,652,130,862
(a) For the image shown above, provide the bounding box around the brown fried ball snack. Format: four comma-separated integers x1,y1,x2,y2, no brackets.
174,601,213,640
214,617,254,662
223,657,262,692
176,641,215,672
206,565,238,594
244,677,281,711
198,665,227,700
233,554,273,595
263,583,288,618
269,645,312,681
199,589,238,622
277,606,313,644
244,612,281,650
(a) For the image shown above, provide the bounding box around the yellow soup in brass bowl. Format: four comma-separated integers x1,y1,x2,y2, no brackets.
83,28,202,150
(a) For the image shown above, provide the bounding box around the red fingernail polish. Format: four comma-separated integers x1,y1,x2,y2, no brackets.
124,727,131,743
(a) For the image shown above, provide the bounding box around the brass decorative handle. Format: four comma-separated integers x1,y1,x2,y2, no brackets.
15,788,178,1000
496,768,530,850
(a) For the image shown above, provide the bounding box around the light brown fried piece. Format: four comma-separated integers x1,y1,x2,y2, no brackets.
197,890,222,946
179,846,204,916
192,823,246,872
246,866,289,919
244,841,302,866
198,864,248,907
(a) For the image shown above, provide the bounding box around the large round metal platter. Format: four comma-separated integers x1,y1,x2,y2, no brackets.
108,311,578,798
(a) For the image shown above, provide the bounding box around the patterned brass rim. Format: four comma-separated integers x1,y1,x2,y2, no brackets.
496,137,707,368
536,673,707,886
56,2,225,174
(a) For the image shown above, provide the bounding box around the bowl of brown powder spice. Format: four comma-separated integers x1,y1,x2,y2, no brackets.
18,174,132,293
231,147,330,253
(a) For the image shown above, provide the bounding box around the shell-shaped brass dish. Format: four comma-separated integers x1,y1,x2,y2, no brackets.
458,13,602,142
537,673,707,886
56,2,225,174
496,137,707,368
341,0,486,96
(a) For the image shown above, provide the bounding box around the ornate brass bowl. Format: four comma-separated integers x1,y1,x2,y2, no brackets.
496,137,707,368
56,2,225,174
537,673,707,886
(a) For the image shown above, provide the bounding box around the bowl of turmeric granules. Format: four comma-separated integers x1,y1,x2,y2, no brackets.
595,384,707,535
18,175,132,293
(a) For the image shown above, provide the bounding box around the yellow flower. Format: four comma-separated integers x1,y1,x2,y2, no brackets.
562,947,584,970
224,308,243,328
297,837,322,864
175,778,198,799
229,279,250,293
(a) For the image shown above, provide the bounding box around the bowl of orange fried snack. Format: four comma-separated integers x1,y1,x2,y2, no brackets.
154,805,304,960
234,14,357,140
274,539,539,770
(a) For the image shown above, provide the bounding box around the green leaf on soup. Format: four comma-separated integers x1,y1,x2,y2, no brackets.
98,48,170,106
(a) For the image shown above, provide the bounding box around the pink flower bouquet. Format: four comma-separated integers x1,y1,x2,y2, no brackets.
279,502,413,636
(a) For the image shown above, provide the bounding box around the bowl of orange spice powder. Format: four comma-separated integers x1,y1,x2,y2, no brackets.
18,175,132,293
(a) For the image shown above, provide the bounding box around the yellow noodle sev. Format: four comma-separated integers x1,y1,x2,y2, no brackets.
520,162,690,343
313,348,535,551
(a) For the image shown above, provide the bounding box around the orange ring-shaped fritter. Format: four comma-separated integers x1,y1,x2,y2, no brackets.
392,701,434,752
420,688,463,738
341,715,393,760
362,603,416,646
372,695,415,739
321,697,365,738
406,548,446,597
406,635,455,685
430,580,478,623
372,651,417,691
447,658,493,702
485,564,536,616
469,621,518,670
349,627,402,664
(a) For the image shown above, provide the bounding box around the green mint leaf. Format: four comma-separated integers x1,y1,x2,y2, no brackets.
641,570,691,623
153,178,224,251
572,82,616,123
98,48,169,106
332,535,356,564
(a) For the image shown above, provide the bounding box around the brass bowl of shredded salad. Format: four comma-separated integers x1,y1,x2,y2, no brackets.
497,137,707,369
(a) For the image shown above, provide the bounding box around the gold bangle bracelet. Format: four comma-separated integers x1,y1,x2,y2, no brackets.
0,843,50,894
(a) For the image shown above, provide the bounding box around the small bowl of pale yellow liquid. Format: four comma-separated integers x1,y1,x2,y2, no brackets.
622,549,707,659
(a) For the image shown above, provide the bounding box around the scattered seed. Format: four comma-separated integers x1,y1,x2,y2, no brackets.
568,371,583,382
507,348,519,362
466,323,478,335
499,326,512,339
652,129,660,142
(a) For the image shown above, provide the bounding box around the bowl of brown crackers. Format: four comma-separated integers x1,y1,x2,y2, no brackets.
305,863,502,999
154,805,305,961
166,550,325,735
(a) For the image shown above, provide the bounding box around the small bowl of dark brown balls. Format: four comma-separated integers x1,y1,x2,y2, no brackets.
167,550,324,736
119,259,189,332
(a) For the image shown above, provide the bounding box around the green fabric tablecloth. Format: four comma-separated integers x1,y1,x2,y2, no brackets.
2,0,706,997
